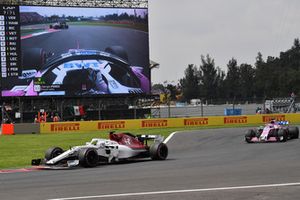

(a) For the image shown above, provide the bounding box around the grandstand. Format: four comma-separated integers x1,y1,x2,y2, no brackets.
265,97,298,113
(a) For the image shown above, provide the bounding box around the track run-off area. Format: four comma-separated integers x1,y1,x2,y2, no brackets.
1,127,300,200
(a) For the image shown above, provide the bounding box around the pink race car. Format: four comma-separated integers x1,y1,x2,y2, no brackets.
245,120,299,143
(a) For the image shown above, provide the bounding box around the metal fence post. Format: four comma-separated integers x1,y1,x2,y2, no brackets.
1,103,4,124
168,98,171,118
98,99,101,120
19,97,23,123
134,98,137,119
60,100,64,121
201,99,203,117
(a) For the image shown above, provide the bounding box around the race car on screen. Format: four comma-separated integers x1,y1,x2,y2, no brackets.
245,120,299,143
49,21,69,29
31,132,168,168
3,46,149,96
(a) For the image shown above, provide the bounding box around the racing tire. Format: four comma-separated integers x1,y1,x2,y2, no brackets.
268,129,278,138
256,128,263,137
78,148,99,168
277,129,288,142
150,142,168,160
289,126,299,139
45,147,64,161
245,129,256,143
105,46,129,62
21,48,46,70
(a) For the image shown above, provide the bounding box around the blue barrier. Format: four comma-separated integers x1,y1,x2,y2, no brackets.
224,108,242,116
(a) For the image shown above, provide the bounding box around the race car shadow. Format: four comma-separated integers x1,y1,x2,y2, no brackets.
99,158,173,166
104,158,153,166
244,139,299,144
36,158,173,171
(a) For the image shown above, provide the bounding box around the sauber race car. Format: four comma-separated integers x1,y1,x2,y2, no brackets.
245,120,299,143
32,132,168,168
2,46,149,96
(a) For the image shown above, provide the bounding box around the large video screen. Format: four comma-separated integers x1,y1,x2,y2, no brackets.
0,5,149,96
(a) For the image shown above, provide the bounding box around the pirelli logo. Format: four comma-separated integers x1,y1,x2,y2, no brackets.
50,123,80,132
263,115,285,122
141,120,168,128
98,121,125,129
224,116,247,124
184,118,208,126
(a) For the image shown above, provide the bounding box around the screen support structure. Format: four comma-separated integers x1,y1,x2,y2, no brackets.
0,0,148,8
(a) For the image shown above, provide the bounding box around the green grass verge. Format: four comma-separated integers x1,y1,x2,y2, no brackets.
0,124,263,169
68,21,148,32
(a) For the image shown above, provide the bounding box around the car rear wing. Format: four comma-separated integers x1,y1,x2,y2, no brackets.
278,121,289,125
137,134,165,143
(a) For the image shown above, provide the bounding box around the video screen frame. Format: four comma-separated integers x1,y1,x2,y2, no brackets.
0,5,150,97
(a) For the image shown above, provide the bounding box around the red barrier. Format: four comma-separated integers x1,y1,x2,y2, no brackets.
1,124,14,135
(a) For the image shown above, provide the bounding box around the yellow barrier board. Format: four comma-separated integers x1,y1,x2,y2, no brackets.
39,113,300,134
40,121,98,133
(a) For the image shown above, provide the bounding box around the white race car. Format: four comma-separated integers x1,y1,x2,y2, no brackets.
32,132,168,168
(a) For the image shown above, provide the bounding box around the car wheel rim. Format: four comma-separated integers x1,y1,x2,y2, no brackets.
158,145,168,159
52,149,62,158
87,151,97,165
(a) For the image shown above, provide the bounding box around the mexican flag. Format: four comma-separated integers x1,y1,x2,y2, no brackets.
73,106,85,116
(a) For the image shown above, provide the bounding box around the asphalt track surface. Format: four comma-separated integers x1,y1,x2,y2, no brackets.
21,25,149,74
1,127,300,200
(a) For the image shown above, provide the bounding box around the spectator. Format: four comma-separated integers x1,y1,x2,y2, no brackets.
53,113,60,122
34,115,39,123
290,92,296,101
265,108,271,114
40,114,46,123
256,107,262,114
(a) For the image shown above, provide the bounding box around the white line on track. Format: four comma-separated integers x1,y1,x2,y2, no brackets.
47,182,300,200
163,131,177,143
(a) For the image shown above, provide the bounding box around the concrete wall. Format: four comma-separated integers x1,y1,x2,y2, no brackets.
14,123,40,134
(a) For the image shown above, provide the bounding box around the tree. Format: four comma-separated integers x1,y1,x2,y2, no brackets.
254,52,267,97
254,39,300,98
151,83,165,94
292,38,300,49
277,38,300,96
179,64,200,101
225,58,240,99
166,84,178,101
239,63,255,98
199,55,220,100
177,38,300,101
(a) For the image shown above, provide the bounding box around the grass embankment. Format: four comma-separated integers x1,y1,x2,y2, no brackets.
0,125,260,169
20,21,148,36
68,21,148,32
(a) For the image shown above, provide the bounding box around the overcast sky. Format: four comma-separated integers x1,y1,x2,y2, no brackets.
148,0,300,84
